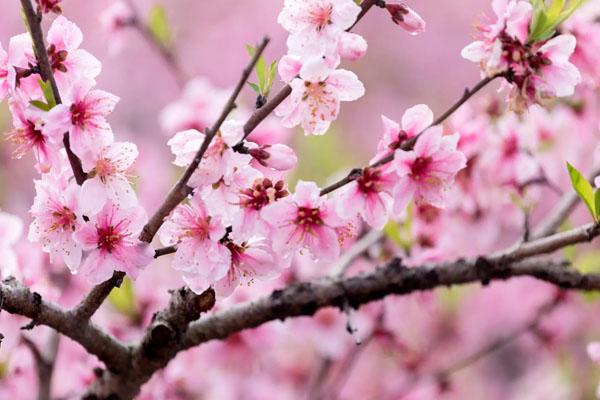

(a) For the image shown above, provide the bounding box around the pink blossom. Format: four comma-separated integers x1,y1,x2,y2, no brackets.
28,168,82,271
0,211,23,277
336,167,397,230
479,114,539,187
247,143,298,171
167,121,250,187
46,16,102,87
262,181,344,262
73,203,153,283
43,80,118,157
461,0,533,75
374,105,434,161
276,58,364,135
6,34,38,97
6,100,62,173
80,142,139,216
392,130,467,212
158,193,230,291
278,0,361,57
531,35,581,98
384,1,426,35
232,174,290,240
213,238,282,297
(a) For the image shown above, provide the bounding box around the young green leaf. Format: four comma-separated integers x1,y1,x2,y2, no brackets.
567,162,596,220
246,44,268,95
108,277,138,318
37,79,56,109
595,189,600,220
529,0,586,43
148,4,172,48
29,100,51,112
247,82,261,96
266,60,278,97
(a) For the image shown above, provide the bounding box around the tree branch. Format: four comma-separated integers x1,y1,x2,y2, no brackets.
71,271,126,320
238,0,377,143
319,72,507,196
0,277,130,372
140,36,271,244
19,0,88,185
532,167,600,239
123,0,188,88
182,222,600,349
84,287,216,399
22,331,60,400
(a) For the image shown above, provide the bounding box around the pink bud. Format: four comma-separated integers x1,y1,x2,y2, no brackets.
338,32,368,61
251,144,297,171
385,2,426,35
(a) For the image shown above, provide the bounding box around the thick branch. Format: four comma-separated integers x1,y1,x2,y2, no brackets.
183,223,600,349
0,277,130,372
19,0,87,185
140,36,270,243
84,287,215,399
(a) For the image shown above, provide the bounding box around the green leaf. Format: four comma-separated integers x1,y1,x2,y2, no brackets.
148,4,172,48
107,277,138,318
29,100,51,111
266,60,278,97
595,189,600,220
567,162,596,220
246,82,261,96
529,0,586,43
37,79,56,109
246,44,268,94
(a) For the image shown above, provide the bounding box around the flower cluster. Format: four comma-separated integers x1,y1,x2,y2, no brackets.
274,0,424,135
2,16,152,284
462,0,581,111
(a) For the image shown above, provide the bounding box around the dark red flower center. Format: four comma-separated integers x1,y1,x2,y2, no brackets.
295,206,323,229
240,179,288,211
97,225,123,253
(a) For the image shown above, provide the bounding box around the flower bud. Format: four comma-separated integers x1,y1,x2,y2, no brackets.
385,2,426,35
250,144,297,171
338,32,368,61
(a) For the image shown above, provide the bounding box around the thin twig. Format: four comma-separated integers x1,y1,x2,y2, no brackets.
22,331,60,400
331,230,384,276
392,294,562,397
19,0,87,185
140,36,270,243
238,0,377,143
123,0,187,87
532,167,600,239
319,72,506,197
71,271,126,320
